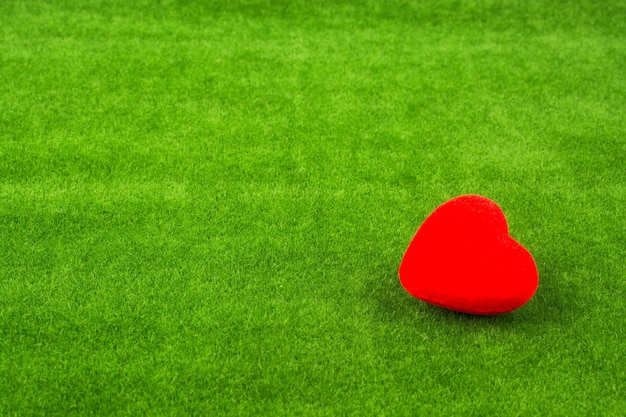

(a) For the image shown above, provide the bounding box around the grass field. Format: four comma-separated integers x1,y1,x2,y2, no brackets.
1,0,625,415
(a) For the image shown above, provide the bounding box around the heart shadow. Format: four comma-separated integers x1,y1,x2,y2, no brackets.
363,261,580,332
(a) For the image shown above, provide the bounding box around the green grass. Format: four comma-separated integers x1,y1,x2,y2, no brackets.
1,0,625,415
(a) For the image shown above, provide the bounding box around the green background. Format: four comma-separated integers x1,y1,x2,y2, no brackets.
1,0,624,415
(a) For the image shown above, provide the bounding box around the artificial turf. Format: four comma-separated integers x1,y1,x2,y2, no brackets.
1,0,625,415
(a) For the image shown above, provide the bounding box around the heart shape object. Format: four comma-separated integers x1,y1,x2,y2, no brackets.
399,195,538,315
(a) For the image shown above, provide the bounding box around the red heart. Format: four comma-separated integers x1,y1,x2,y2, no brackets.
399,195,538,315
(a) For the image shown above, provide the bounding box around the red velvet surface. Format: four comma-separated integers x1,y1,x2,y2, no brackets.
399,195,538,315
